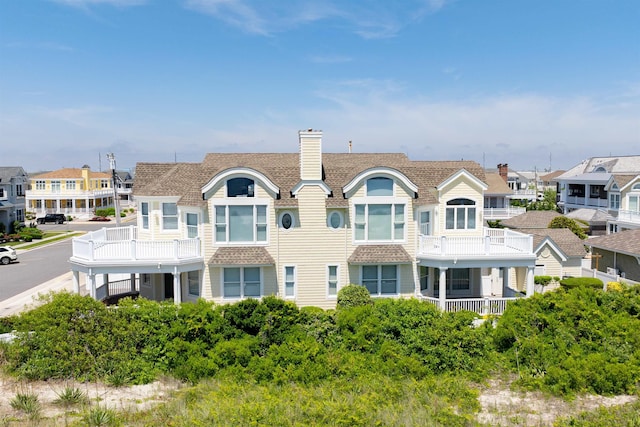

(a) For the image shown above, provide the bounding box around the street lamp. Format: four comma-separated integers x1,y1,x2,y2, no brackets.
106,153,121,226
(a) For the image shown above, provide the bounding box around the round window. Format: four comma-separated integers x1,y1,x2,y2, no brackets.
329,211,342,229
281,213,293,229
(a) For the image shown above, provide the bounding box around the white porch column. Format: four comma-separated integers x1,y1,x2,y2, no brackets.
526,266,535,297
88,274,97,299
173,272,182,304
428,267,434,294
438,268,447,310
103,274,109,297
130,273,136,292
503,267,510,295
73,271,80,294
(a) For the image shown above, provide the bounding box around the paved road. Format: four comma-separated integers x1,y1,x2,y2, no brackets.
0,239,74,301
0,221,121,302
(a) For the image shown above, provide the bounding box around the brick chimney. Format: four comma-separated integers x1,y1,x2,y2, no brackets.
299,129,322,181
497,163,508,183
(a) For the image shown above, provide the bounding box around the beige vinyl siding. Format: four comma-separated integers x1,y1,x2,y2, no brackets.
536,243,564,278
437,176,484,237
276,185,348,309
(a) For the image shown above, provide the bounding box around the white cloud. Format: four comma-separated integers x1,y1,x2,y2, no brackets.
184,0,453,38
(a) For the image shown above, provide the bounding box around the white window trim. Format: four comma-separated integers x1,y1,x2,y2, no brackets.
161,202,179,232
418,209,432,236
185,211,199,238
352,196,407,243
213,197,270,245
327,264,340,298
278,210,296,230
445,199,478,231
609,193,620,210
140,202,149,230
283,265,296,299
360,264,399,297
327,210,344,230
221,267,264,300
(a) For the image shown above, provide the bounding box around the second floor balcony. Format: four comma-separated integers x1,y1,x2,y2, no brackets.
71,226,201,263
483,206,526,220
418,228,533,258
615,209,640,225
562,195,608,208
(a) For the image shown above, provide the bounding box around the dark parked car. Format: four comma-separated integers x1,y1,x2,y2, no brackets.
89,216,111,222
37,214,66,224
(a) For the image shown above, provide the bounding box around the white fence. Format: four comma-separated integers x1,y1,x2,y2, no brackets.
419,228,532,257
423,296,517,315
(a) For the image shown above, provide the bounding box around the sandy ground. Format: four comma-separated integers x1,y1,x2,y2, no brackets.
477,379,638,426
0,374,637,425
0,375,182,424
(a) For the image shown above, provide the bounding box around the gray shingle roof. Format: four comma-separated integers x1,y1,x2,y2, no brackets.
208,247,275,265
518,228,587,258
501,211,562,229
347,245,413,264
133,151,486,208
0,167,27,182
587,230,640,256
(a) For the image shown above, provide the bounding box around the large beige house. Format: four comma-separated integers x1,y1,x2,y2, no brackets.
26,166,115,217
69,130,537,313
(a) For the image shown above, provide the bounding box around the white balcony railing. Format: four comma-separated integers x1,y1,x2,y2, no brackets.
483,206,526,220
563,196,608,208
418,228,533,257
616,210,640,224
423,296,518,315
72,226,201,262
27,189,114,198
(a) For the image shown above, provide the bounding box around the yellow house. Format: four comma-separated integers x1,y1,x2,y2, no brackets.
69,130,537,313
26,166,114,217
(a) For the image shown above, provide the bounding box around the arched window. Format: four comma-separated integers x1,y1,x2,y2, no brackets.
445,198,476,230
227,177,254,197
366,177,393,196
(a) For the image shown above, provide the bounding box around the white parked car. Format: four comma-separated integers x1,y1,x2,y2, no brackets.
0,246,18,265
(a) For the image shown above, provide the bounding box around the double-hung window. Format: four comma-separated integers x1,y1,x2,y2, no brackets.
35,180,45,190
419,211,431,235
66,180,76,190
327,265,339,296
51,180,61,193
445,198,476,230
354,177,405,242
186,213,198,238
609,193,620,210
223,267,261,298
215,204,267,243
162,203,178,230
362,265,398,296
141,202,149,229
284,266,296,298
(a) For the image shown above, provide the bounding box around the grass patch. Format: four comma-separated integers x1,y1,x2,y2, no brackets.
12,232,83,249
10,391,41,419
54,385,89,407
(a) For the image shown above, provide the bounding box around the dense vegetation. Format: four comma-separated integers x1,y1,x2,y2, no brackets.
1,284,639,425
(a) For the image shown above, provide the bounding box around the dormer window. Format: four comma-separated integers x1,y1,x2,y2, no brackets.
227,178,255,197
367,177,393,196
446,198,476,230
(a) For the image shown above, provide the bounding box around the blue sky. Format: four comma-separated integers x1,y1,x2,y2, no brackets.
1,0,638,173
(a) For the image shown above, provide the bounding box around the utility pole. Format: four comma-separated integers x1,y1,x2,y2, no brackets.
106,153,121,227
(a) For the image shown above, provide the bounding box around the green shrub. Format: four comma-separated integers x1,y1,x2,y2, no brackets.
96,207,116,217
336,284,372,309
534,275,553,286
559,277,603,289
548,216,588,239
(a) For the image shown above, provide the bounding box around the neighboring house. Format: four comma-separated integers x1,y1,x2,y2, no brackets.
518,228,587,281
604,174,640,233
111,170,135,206
500,210,561,230
587,229,640,283
0,167,28,232
26,166,115,217
483,172,525,220
69,130,537,313
565,208,608,236
556,155,640,216
539,170,565,193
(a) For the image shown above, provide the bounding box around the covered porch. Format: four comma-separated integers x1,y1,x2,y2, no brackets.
417,228,536,314
69,225,204,304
